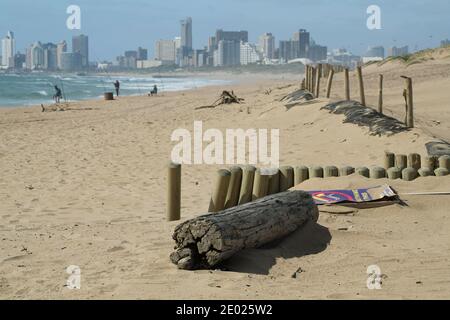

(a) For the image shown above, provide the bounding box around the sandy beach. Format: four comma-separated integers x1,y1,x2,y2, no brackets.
1,49,450,300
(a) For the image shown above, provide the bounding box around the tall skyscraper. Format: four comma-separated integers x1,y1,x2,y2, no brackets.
57,41,67,70
72,34,89,68
259,33,276,59
215,30,248,44
292,29,310,58
26,42,44,70
1,31,15,68
43,43,58,70
215,40,240,66
137,47,148,60
180,17,193,56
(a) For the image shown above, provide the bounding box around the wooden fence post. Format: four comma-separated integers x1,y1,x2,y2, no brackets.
326,67,335,98
209,169,231,213
344,68,350,101
357,66,366,106
378,74,383,114
167,162,181,221
315,63,322,98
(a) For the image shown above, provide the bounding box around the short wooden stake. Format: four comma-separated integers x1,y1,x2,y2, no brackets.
253,169,270,201
435,168,449,176
402,168,418,181
167,162,181,222
356,167,370,178
356,66,366,106
324,166,339,178
224,166,243,209
387,167,402,180
238,165,257,205
402,76,414,128
267,168,280,195
339,166,355,176
370,167,386,179
309,166,324,178
424,156,438,171
311,67,317,97
395,154,408,171
418,168,433,177
384,151,396,170
439,155,450,170
279,166,295,192
295,166,309,185
209,169,231,213
408,153,422,171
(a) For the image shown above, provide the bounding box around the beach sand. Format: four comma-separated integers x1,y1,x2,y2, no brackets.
1,51,450,299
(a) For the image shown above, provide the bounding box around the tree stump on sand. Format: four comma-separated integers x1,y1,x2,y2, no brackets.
170,191,319,270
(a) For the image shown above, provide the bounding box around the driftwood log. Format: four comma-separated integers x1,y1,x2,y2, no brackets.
170,191,319,270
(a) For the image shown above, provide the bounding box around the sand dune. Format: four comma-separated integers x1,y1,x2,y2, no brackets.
0,51,450,299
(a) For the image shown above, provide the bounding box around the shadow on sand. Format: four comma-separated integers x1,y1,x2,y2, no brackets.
221,221,332,275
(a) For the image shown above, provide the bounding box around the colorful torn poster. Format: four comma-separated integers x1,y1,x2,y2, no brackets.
307,185,397,205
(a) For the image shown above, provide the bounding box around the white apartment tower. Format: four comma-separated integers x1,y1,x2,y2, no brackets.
1,31,16,68
259,33,275,59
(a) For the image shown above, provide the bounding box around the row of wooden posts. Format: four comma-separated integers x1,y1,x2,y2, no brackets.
303,63,415,128
166,154,450,221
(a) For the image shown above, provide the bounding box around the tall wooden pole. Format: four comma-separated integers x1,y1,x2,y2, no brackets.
378,74,383,114
326,67,335,98
311,67,316,97
344,68,350,101
315,63,322,98
167,162,181,221
406,77,414,128
356,66,366,106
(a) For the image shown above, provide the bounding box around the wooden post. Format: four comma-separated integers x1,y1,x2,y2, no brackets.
309,166,324,178
279,166,294,192
408,153,421,171
224,166,243,209
167,162,181,222
370,167,386,179
238,165,257,205
315,63,322,98
344,68,350,101
311,67,316,97
356,66,366,106
267,168,280,195
326,67,335,98
252,169,270,201
209,169,231,213
306,65,311,91
402,76,414,128
378,74,383,114
395,154,408,171
295,166,309,185
384,151,395,170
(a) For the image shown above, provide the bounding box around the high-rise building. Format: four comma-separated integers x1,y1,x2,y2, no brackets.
387,46,409,57
216,30,248,44
137,47,148,60
259,33,276,59
155,40,176,63
365,46,385,59
14,52,26,69
43,43,58,70
308,44,327,62
215,40,240,67
72,34,89,68
180,17,193,62
279,40,297,62
240,42,261,65
1,31,15,68
292,29,310,58
26,42,44,70
60,52,82,71
57,41,67,70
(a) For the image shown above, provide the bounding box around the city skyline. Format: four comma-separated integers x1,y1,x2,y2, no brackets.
0,0,449,61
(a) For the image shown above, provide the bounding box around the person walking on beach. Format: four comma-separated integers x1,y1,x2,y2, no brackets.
53,85,62,104
114,80,120,97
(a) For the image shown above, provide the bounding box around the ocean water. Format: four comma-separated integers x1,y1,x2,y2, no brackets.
0,73,230,107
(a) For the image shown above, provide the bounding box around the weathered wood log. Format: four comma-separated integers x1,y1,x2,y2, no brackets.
170,190,319,270
344,68,350,101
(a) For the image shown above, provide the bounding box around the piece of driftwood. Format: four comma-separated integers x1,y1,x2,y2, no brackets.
170,190,319,270
197,90,244,110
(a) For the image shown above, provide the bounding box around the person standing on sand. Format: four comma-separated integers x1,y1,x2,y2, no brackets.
53,85,62,104
114,80,120,97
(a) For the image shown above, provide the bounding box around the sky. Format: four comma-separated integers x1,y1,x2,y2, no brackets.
0,0,449,61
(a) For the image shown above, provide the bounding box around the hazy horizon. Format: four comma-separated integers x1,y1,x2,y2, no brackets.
1,0,449,61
